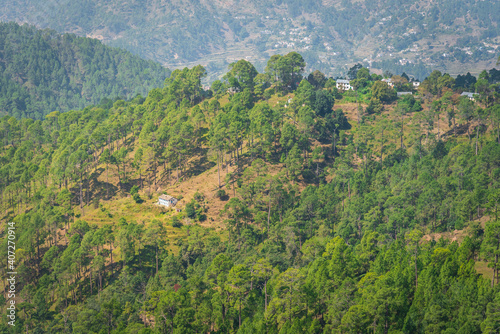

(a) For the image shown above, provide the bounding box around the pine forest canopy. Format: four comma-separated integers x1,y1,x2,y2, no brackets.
0,0,499,81
0,50,500,333
0,22,171,120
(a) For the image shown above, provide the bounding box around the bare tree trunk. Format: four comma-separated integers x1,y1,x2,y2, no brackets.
476,123,480,155
236,143,240,173
380,129,384,165
357,104,361,125
453,116,456,136
417,136,422,160
110,242,113,276
401,114,404,149
467,121,471,142
217,150,221,188
264,280,268,313
333,133,336,160
239,297,242,328
232,172,235,197
156,245,159,275
497,121,500,144
415,254,418,289
176,155,179,183
106,163,109,200
123,159,126,184
492,264,495,288
86,166,90,206
342,183,345,212
496,253,499,285
437,112,440,141
348,180,351,199
267,192,272,234
80,172,84,215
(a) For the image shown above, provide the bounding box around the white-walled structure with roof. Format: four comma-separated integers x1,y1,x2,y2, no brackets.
460,92,477,101
158,194,178,207
336,79,353,91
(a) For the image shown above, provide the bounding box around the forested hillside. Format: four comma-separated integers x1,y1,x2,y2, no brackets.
1,0,499,79
0,22,170,120
1,53,500,333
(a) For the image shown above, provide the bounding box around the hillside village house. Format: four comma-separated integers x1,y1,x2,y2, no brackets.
461,92,477,101
158,194,178,208
381,78,394,87
336,79,353,91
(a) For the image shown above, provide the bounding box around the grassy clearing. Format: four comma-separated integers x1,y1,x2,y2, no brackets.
77,195,187,254
475,261,494,282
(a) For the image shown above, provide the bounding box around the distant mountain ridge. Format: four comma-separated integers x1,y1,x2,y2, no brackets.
1,0,499,80
0,22,170,119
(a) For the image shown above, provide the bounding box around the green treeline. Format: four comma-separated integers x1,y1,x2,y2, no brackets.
0,22,170,120
0,53,500,333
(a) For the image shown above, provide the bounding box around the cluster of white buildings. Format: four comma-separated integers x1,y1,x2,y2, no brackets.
335,78,420,92
333,79,478,102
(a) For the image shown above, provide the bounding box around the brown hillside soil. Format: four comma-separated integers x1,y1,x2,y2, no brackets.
422,229,467,244
335,102,366,123
421,215,488,244
85,142,282,229
161,162,237,229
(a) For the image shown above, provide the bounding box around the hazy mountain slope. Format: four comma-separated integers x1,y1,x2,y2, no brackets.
0,22,170,119
1,0,499,80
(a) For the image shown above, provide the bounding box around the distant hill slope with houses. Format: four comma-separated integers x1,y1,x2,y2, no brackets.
1,0,499,81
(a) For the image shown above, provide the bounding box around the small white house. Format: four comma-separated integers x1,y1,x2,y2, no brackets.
381,78,394,87
461,92,476,101
336,79,353,91
158,194,178,208
397,92,413,97
412,81,420,88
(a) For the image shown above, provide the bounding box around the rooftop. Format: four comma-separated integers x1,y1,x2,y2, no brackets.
159,194,177,201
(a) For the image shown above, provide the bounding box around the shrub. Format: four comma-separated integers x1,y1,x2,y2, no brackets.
172,216,183,228
130,185,139,195
215,189,226,199
194,191,205,202
133,193,143,204
185,201,196,219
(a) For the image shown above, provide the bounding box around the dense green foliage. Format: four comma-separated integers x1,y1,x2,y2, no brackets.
1,54,500,333
0,22,170,120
